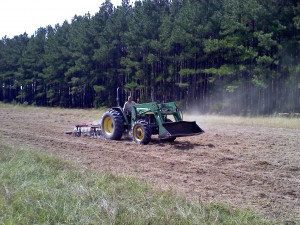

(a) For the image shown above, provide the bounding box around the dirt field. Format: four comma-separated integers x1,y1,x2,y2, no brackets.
0,105,299,222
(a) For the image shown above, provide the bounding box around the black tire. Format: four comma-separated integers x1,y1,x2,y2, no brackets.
101,109,124,140
163,118,176,142
132,120,152,145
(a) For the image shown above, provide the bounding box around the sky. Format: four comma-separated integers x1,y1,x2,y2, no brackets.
0,0,122,39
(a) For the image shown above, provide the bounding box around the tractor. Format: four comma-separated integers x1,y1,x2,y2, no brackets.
100,89,204,145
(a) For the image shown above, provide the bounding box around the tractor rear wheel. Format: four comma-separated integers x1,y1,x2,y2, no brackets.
132,120,151,145
101,109,124,140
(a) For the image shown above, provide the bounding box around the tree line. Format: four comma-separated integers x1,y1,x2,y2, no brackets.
0,0,299,114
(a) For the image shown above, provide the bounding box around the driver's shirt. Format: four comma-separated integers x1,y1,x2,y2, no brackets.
123,101,136,114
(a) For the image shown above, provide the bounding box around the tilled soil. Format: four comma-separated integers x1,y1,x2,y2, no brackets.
0,105,299,222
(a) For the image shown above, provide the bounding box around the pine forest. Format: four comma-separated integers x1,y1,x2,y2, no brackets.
0,0,299,115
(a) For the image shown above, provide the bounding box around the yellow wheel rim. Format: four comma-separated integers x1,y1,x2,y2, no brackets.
103,117,114,135
134,125,144,141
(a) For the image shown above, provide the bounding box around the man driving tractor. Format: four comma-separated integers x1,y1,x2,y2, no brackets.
123,96,136,115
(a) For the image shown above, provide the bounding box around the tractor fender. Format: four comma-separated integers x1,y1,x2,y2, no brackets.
111,106,129,124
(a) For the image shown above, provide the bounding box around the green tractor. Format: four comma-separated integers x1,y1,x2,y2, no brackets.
101,91,204,145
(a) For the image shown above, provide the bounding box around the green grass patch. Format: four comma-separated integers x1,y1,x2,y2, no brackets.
0,142,273,224
186,115,300,129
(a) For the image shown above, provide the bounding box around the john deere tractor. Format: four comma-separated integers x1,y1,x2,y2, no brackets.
101,93,204,145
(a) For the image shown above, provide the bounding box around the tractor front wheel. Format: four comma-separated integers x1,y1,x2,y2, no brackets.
101,109,124,140
132,121,151,145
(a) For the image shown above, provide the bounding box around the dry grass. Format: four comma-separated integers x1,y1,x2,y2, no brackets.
185,114,300,129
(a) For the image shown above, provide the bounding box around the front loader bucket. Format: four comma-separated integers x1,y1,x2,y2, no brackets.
159,121,204,139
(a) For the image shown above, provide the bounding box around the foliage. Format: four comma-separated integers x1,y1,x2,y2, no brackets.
0,0,299,114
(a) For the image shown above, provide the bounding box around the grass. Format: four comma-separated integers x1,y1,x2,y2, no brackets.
0,141,273,225
1,101,299,129
186,114,300,129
